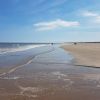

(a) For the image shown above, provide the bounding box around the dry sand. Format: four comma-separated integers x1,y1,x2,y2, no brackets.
62,43,100,68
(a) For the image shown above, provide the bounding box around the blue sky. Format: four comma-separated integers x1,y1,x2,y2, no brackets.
0,0,100,42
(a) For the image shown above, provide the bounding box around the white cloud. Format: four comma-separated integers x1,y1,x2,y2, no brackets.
82,11,98,17
34,19,80,31
82,11,100,24
93,16,100,23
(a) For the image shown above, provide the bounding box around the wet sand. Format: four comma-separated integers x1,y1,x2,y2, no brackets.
62,43,100,67
0,45,100,100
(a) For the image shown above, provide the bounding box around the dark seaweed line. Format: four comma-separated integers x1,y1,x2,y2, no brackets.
75,64,100,68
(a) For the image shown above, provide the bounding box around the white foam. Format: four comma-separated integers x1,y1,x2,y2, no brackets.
19,86,44,95
83,74,100,81
83,74,100,88
51,71,74,86
0,44,46,54
51,71,68,79
51,71,67,77
26,94,38,98
0,72,6,77
1,76,20,80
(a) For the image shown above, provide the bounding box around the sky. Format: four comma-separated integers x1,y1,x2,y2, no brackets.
0,0,100,42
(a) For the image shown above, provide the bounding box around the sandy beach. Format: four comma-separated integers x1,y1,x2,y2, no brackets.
0,45,100,100
62,43,100,68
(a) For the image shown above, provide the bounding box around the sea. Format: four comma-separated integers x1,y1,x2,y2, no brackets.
0,43,47,54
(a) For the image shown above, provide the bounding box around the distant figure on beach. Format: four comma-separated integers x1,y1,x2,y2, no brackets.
74,42,77,45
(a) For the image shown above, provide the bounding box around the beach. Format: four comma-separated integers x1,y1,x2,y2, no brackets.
62,43,100,68
0,44,100,100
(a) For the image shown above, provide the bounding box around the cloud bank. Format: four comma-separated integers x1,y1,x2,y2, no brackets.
34,19,80,31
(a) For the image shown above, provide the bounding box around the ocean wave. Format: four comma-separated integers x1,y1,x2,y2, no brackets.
0,44,46,55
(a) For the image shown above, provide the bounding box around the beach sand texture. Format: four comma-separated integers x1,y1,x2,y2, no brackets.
1,45,100,100
62,43,100,67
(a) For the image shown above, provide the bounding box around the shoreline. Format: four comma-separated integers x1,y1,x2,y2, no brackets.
1,45,100,99
61,43,100,68
0,46,55,77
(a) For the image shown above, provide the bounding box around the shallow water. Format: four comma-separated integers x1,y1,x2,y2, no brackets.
0,45,100,100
